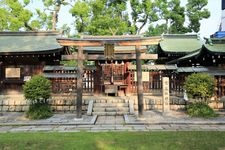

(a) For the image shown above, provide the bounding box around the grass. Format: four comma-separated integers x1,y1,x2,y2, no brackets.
0,132,225,150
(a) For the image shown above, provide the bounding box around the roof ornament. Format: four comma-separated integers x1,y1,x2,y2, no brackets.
208,38,213,46
204,37,213,46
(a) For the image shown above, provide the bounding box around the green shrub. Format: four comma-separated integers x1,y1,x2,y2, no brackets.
184,73,215,102
186,102,217,118
23,75,51,103
26,103,53,120
23,75,52,119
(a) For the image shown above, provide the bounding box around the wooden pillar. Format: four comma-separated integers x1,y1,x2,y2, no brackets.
135,45,144,117
126,62,131,94
77,46,83,118
94,61,101,94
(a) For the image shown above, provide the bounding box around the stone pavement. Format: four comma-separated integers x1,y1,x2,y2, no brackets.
1,111,225,132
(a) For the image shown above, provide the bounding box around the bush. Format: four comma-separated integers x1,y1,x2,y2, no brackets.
23,75,51,103
26,103,53,120
186,102,217,118
184,73,215,102
23,75,52,119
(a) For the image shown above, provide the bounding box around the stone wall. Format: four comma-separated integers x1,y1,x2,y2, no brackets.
0,95,89,112
130,96,187,111
0,95,223,112
131,96,224,111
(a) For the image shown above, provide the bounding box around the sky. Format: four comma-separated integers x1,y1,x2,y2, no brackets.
27,0,222,38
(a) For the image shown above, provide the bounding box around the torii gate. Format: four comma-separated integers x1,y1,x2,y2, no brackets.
57,36,161,118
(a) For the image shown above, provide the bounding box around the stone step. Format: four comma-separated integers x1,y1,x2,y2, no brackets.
93,108,105,112
105,107,129,112
94,99,127,103
93,107,129,112
92,112,116,116
93,103,129,107
92,112,129,116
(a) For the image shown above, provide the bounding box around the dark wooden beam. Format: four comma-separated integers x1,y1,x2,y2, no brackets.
62,54,158,61
136,45,144,117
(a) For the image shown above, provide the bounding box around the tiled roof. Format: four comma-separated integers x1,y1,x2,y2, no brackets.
159,34,203,54
204,38,225,53
0,31,63,54
167,50,201,64
43,65,96,71
177,67,225,75
128,64,177,71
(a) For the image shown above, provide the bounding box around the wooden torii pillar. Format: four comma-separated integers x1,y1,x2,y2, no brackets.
57,36,160,118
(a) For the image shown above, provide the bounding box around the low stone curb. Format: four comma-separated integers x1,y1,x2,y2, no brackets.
124,115,225,125
0,115,97,126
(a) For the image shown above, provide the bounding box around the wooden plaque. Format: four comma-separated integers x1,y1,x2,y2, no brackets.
5,68,20,78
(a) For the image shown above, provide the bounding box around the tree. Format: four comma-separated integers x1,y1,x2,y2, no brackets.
144,0,187,36
167,0,188,33
70,0,130,35
70,0,90,34
145,0,210,36
40,0,69,31
184,73,215,102
145,24,167,36
186,0,210,33
129,0,159,34
0,0,70,32
0,0,34,31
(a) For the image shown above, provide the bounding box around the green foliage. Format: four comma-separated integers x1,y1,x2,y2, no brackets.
0,0,33,31
0,0,68,31
186,0,210,33
145,24,167,36
0,0,210,35
184,73,214,101
130,0,158,34
145,0,210,35
70,0,130,35
23,75,52,120
186,102,217,118
23,75,51,103
60,60,77,66
26,103,53,119
167,0,188,33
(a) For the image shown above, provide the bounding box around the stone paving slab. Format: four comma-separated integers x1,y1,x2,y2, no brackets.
0,112,97,126
1,111,225,132
1,124,225,132
125,110,225,125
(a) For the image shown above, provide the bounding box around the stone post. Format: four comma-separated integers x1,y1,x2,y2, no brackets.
162,77,170,114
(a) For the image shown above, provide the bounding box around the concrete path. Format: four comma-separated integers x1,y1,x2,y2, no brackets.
1,111,225,132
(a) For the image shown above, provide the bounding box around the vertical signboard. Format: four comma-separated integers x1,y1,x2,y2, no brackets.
162,77,170,113
104,44,114,59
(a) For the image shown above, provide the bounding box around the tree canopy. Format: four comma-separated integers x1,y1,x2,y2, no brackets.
0,0,211,36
